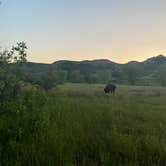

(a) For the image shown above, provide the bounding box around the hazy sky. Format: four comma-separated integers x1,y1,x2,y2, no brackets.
0,0,166,63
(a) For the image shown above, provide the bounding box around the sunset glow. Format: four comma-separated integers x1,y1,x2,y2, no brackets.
1,0,166,63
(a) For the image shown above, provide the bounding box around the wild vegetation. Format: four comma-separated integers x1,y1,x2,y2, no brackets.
1,83,166,165
14,54,166,86
1,44,166,165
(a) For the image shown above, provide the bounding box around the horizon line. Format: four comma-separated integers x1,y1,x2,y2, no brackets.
27,54,166,65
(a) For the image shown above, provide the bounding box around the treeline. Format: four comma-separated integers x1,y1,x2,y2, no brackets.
12,55,166,88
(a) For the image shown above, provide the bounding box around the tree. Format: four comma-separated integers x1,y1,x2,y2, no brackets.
50,70,68,84
124,65,137,85
96,70,112,83
0,42,27,100
36,69,55,91
69,70,84,83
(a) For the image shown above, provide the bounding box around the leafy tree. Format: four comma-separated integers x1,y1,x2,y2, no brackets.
37,71,55,91
96,70,112,83
84,72,97,84
123,65,137,85
0,42,27,101
69,70,84,83
52,70,68,84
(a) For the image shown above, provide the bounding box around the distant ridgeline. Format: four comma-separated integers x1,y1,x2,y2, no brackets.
9,55,166,86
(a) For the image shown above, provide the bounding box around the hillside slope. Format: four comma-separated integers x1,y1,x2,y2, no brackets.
11,55,166,85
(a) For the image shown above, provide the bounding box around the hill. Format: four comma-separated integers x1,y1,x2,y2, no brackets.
13,55,166,86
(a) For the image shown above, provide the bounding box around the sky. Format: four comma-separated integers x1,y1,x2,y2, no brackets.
0,0,166,63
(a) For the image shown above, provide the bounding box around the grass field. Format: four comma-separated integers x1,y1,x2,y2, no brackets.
43,84,166,165
1,84,166,165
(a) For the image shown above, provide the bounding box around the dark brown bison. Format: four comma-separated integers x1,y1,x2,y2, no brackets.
104,84,116,94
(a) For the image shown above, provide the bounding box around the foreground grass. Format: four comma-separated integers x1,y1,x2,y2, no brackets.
48,84,166,165
1,84,166,165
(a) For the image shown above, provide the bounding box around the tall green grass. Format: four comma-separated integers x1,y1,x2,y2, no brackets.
1,84,166,165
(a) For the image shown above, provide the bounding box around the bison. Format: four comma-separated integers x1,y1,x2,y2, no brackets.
104,83,116,94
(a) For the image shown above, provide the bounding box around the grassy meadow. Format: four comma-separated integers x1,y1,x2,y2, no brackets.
1,84,166,165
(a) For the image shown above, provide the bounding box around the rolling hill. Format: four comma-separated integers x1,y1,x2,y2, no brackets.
13,55,166,86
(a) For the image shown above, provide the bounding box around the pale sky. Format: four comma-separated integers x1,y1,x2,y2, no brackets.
0,0,166,63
